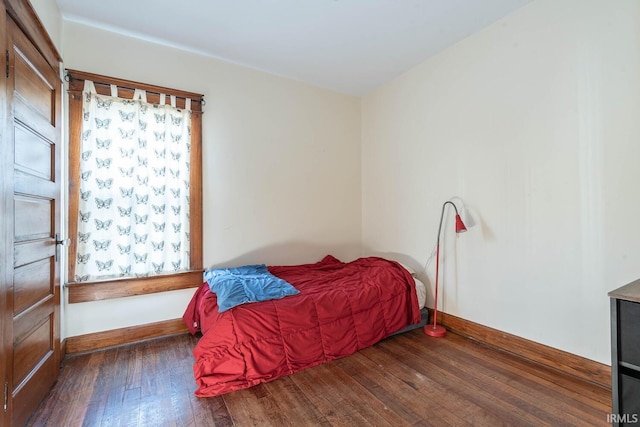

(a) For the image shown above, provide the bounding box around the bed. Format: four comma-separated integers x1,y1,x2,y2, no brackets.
183,255,426,397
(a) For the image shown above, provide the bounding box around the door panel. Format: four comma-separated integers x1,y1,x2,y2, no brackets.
6,16,61,427
12,298,54,344
14,196,53,241
13,51,55,121
13,317,52,386
14,123,54,180
13,258,53,315
13,94,57,141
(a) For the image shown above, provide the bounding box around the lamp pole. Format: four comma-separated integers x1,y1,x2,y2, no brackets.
424,201,466,337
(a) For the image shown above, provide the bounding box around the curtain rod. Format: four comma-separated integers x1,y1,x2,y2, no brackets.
64,70,205,104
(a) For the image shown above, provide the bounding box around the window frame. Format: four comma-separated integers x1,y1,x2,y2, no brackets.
65,69,204,303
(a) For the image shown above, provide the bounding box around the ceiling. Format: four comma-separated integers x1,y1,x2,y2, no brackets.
55,0,534,96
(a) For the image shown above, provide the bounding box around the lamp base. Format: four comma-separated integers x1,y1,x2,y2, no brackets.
424,324,447,337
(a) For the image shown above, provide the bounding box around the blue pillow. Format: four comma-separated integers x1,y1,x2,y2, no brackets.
204,264,300,312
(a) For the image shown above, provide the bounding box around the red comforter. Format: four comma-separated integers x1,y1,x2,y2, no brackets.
183,255,420,397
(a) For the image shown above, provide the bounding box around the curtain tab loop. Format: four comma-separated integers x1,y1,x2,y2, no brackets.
110,84,118,97
83,80,97,94
133,89,147,103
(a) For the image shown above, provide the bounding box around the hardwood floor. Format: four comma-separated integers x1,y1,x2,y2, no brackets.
28,329,611,426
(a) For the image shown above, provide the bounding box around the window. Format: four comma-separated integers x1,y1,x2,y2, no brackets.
66,70,204,302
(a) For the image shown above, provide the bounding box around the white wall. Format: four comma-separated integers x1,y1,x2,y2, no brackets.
29,0,62,52
362,0,640,364
61,22,362,337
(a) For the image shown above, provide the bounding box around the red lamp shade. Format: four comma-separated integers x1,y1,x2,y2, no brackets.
455,214,467,233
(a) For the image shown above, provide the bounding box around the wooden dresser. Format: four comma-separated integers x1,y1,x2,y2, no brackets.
609,280,640,425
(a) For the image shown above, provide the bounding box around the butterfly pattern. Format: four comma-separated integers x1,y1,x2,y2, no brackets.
119,128,135,139
96,178,113,189
119,110,135,122
95,198,113,209
119,167,134,177
76,86,191,281
135,194,149,205
94,219,113,230
118,206,132,217
95,118,111,129
152,262,165,273
96,139,112,149
134,233,148,244
93,240,111,251
96,260,114,271
96,158,112,168
152,185,166,196
120,187,134,198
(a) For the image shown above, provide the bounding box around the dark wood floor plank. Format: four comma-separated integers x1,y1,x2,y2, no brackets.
358,338,509,426
29,351,101,427
120,386,142,426
79,352,110,427
438,333,610,422
387,334,557,422
335,351,465,426
382,332,587,426
125,344,143,390
190,393,233,427
286,364,372,427
28,329,611,427
441,331,611,407
223,384,293,426
304,360,410,426
169,373,197,427
261,376,331,426
394,331,610,423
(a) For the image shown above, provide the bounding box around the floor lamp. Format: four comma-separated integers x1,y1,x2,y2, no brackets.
424,200,467,337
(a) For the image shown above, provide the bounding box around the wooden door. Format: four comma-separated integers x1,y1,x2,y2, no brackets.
0,3,8,425
4,16,62,427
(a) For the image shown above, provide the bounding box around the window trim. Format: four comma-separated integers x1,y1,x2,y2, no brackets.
66,270,205,303
65,69,204,302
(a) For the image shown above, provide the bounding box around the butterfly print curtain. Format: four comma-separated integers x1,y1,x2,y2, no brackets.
75,81,191,281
